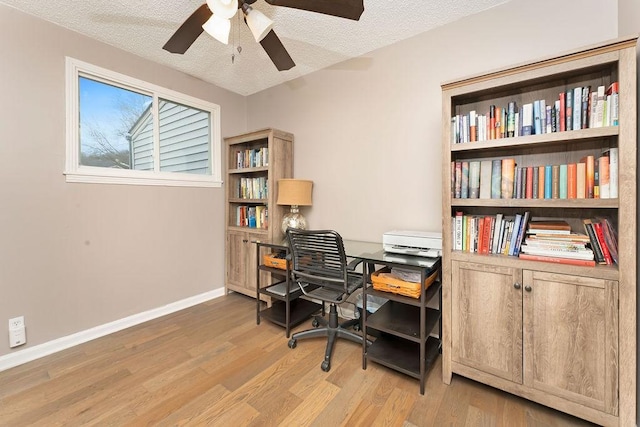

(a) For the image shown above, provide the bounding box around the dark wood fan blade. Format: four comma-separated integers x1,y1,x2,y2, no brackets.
264,0,364,20
259,30,295,71
163,4,212,54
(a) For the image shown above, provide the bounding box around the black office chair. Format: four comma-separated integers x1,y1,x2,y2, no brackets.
286,228,369,372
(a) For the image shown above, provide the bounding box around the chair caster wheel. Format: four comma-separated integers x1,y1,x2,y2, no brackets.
312,318,320,328
353,323,361,332
321,361,330,372
288,339,297,349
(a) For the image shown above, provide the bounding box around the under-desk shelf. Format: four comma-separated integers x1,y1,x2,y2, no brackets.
366,301,440,343
367,335,441,379
259,299,321,330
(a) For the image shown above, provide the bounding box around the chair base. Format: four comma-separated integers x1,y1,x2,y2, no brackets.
288,303,370,372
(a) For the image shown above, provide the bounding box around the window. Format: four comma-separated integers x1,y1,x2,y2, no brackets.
65,58,222,187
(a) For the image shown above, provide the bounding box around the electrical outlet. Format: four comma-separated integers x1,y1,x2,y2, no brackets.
8,316,26,347
9,316,24,330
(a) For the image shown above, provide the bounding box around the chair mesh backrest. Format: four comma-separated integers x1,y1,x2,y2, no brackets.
286,228,349,293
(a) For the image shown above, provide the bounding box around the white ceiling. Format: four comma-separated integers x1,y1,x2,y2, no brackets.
1,0,509,96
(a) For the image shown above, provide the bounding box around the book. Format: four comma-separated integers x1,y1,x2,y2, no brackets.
515,167,522,199
544,165,552,199
521,103,533,135
583,219,606,264
501,158,516,199
469,110,477,142
491,213,504,254
479,160,492,199
559,91,566,131
606,147,618,198
566,89,573,131
559,164,568,199
525,166,533,199
518,253,596,267
513,211,530,256
589,91,598,128
454,161,462,198
567,163,577,199
552,165,560,199
508,214,523,256
538,165,545,199
469,161,480,199
573,86,582,130
598,217,619,264
595,85,605,127
507,101,516,137
581,86,590,129
583,155,595,198
489,105,496,139
532,166,539,199
607,82,619,126
576,162,586,198
528,220,572,232
533,100,542,135
454,212,463,251
598,156,610,198
461,161,470,198
491,159,502,199
592,221,613,264
482,216,492,254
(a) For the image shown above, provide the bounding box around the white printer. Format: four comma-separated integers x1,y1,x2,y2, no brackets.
382,230,443,258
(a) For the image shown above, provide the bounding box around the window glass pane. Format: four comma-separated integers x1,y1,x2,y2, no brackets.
158,99,211,175
79,76,152,169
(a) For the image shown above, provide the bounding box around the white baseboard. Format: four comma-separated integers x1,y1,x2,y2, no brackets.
0,288,225,372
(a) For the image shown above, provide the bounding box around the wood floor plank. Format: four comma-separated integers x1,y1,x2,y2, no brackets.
0,293,599,426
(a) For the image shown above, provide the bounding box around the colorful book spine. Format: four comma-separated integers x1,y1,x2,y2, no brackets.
566,89,573,131
559,164,568,199
608,147,618,198
598,156,610,198
518,253,596,267
454,162,462,198
559,91,566,131
538,165,545,199
584,155,595,198
573,86,582,130
544,165,553,199
576,162,586,198
461,161,469,198
525,166,533,199
607,82,619,126
567,163,577,199
479,160,492,199
532,166,539,199
501,159,516,199
552,165,560,199
491,159,502,199
468,161,480,199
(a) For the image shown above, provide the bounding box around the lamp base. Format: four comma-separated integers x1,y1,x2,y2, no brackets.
281,205,307,235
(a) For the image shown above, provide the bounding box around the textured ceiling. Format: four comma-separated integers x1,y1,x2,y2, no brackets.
1,0,509,96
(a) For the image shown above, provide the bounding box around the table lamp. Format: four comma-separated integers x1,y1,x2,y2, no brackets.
277,179,313,235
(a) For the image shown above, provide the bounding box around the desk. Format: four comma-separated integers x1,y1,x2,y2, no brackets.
344,240,442,395
254,239,442,394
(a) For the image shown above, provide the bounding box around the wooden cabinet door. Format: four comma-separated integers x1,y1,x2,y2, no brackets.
226,230,251,293
452,261,523,383
523,271,618,415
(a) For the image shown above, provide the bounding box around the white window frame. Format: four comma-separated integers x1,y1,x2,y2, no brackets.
65,57,222,187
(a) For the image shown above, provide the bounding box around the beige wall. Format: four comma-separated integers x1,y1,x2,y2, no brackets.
0,5,246,356
247,0,618,242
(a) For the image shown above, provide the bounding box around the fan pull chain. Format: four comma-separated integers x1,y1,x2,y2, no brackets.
231,13,241,64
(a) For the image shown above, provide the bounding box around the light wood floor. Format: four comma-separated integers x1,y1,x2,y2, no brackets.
0,293,596,426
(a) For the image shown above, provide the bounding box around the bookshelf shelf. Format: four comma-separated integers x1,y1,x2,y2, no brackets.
225,129,293,301
441,36,636,427
451,198,618,208
450,125,619,152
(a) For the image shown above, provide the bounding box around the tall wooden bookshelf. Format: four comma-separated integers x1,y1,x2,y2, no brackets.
225,128,293,301
441,37,637,426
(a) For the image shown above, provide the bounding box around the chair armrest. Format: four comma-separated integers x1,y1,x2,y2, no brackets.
346,257,363,272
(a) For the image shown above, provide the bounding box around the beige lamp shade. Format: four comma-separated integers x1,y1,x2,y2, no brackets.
277,179,313,206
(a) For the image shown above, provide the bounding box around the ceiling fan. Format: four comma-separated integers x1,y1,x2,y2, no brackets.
163,0,365,71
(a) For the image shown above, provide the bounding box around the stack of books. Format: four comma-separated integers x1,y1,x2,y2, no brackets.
519,221,596,266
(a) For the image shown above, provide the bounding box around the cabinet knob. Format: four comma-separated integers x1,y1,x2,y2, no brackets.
525,285,532,292
243,239,248,243
514,283,521,290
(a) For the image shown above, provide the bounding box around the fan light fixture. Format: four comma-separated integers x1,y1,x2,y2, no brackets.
241,3,273,42
202,14,231,44
206,0,238,20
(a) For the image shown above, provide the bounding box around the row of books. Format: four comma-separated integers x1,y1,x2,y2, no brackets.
235,205,268,229
452,211,530,257
452,212,619,267
235,147,269,169
451,83,619,144
519,221,595,266
451,148,618,200
236,177,268,200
